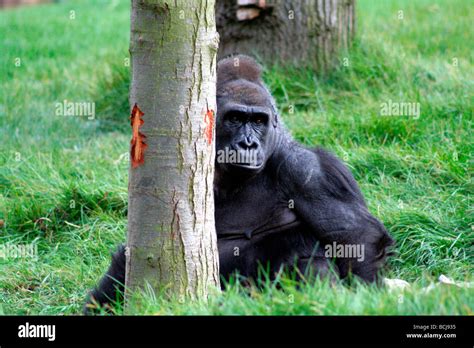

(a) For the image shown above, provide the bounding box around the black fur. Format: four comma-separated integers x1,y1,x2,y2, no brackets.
84,245,125,314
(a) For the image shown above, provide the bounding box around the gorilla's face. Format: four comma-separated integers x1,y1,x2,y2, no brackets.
216,80,277,175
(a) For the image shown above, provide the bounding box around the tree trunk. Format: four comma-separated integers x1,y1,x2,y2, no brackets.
216,0,356,70
126,0,220,306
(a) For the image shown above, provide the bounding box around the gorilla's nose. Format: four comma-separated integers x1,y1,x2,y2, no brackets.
237,137,258,150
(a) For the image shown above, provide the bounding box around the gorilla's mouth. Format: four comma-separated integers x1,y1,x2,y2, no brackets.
215,147,263,171
232,149,263,170
231,161,264,170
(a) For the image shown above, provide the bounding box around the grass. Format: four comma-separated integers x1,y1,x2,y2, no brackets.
0,0,472,315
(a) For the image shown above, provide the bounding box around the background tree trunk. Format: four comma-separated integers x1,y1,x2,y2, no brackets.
216,0,356,70
126,0,220,306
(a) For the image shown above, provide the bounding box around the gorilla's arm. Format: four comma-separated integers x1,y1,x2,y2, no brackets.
278,144,394,282
83,244,126,314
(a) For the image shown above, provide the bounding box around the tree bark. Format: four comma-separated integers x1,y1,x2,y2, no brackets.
216,0,356,70
126,0,220,306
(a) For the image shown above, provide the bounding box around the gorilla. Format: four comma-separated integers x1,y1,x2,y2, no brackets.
85,55,394,313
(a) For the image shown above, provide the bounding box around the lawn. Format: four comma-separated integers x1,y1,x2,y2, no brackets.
0,0,472,315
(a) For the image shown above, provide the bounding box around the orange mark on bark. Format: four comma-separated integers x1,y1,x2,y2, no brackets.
130,103,147,168
204,109,214,145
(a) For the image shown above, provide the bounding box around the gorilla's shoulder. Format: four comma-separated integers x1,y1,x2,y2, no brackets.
312,147,365,201
272,143,364,202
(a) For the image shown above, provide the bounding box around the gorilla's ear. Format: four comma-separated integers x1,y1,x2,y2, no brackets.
271,106,279,128
217,55,263,86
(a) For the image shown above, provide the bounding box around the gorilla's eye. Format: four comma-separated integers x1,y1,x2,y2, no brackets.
252,114,268,125
225,111,246,124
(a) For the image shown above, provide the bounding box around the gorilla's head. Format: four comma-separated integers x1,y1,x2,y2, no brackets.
216,55,280,175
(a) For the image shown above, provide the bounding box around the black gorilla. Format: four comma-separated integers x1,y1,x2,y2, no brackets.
85,55,393,313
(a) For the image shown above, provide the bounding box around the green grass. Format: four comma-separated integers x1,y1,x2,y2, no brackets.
0,0,472,315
